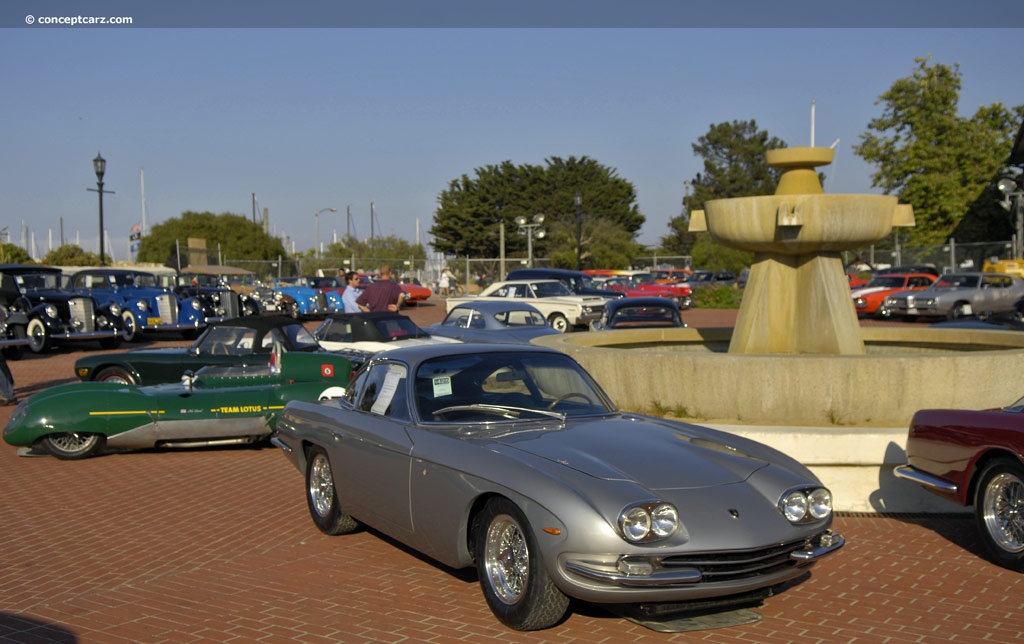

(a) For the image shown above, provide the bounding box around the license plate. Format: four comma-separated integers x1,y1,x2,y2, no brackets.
147,317,163,325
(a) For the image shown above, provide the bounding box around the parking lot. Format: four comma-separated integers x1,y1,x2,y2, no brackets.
2,303,1023,642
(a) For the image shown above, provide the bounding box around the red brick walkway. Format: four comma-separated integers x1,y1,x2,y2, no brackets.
2,304,1022,642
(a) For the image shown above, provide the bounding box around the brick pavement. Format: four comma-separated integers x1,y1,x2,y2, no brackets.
2,303,1023,643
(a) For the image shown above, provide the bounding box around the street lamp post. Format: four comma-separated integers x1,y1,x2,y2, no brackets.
87,153,115,265
515,214,545,267
998,178,1024,258
315,207,337,258
574,191,583,270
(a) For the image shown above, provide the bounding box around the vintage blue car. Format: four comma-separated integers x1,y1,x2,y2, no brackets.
425,301,560,344
69,268,207,341
273,343,844,631
5,351,353,459
272,277,341,318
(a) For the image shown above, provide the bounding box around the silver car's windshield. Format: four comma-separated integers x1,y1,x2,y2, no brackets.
934,275,979,289
415,351,614,423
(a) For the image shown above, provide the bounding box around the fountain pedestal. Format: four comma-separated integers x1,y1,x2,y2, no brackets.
690,147,913,355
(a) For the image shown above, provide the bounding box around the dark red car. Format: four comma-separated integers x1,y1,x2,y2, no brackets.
600,274,692,309
895,402,1024,571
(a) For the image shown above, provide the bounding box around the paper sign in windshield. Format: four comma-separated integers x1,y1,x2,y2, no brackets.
432,376,452,398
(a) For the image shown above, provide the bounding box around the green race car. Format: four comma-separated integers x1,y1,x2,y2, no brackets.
4,351,352,459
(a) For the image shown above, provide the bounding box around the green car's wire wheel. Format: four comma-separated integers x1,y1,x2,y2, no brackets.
42,432,105,460
94,366,137,385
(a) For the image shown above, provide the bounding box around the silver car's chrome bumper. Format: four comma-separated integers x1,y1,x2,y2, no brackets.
894,464,958,494
562,530,844,588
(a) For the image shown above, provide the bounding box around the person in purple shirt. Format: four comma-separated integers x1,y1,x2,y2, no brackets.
356,264,407,312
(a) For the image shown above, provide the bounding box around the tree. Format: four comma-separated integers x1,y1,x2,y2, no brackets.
0,243,32,264
326,233,427,271
854,57,1024,246
662,120,788,268
41,244,103,266
136,211,288,267
430,156,644,266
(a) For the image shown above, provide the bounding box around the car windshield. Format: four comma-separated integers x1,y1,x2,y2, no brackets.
414,351,614,423
493,309,547,327
531,281,572,297
934,275,979,289
15,272,64,290
609,305,679,327
866,276,908,288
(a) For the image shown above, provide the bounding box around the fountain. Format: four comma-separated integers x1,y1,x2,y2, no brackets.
534,147,1024,512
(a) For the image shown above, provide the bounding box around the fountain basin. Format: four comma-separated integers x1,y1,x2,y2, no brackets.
534,327,1024,427
534,327,1024,512
702,194,901,254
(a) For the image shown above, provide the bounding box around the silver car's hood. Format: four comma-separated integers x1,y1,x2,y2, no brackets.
491,416,768,490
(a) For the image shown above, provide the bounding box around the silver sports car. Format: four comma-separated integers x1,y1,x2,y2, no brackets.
272,344,844,631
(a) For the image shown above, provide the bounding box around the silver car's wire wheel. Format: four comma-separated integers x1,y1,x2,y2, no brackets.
308,452,334,519
483,513,530,604
982,471,1024,553
304,446,359,536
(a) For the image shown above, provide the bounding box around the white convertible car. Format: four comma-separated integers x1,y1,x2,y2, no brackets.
446,279,605,332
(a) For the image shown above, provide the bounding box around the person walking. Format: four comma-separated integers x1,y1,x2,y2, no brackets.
340,271,363,313
0,353,17,406
356,264,407,313
438,268,452,298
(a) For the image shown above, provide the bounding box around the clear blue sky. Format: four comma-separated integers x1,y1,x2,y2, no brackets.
2,12,1022,260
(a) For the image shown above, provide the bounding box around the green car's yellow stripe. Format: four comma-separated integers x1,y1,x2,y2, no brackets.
88,410,165,416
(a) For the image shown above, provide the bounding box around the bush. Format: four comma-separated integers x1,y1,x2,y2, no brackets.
691,285,743,309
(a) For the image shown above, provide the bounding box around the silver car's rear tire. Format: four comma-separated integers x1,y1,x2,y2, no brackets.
975,458,1024,572
473,498,569,631
305,446,358,535
42,433,105,459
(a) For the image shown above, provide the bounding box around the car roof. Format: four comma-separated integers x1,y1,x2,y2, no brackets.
0,264,62,274
447,300,543,313
209,315,304,333
605,296,680,312
71,268,155,276
373,342,564,367
506,268,588,278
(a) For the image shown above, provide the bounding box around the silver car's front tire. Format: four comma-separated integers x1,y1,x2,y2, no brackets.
975,458,1024,572
305,446,358,536
474,498,569,631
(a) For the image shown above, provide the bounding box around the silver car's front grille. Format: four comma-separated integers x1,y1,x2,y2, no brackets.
156,294,178,322
660,539,807,583
68,297,95,332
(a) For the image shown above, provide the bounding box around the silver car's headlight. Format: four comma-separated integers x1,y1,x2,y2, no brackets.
619,501,679,543
44,304,58,318
780,487,832,523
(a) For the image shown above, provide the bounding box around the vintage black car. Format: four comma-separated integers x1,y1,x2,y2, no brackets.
175,268,261,321
0,264,124,354
0,271,30,359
